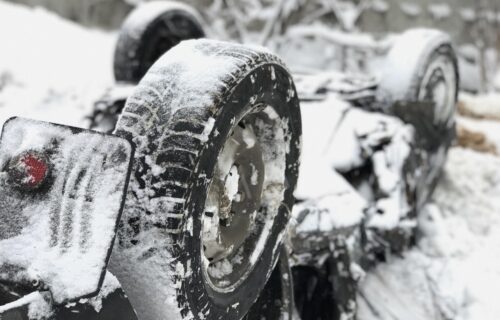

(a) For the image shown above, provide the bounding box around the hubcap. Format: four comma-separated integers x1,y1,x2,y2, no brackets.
203,122,265,264
201,106,287,293
418,56,457,127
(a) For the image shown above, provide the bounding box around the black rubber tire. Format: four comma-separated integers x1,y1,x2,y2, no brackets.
110,39,301,320
114,1,205,83
244,248,294,320
412,44,458,209
378,29,459,212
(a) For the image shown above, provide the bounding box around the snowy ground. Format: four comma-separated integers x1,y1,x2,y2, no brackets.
0,1,115,128
1,2,500,320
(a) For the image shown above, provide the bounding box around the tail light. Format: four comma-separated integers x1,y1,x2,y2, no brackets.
8,151,50,190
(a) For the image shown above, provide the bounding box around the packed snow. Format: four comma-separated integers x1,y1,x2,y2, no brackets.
0,1,500,320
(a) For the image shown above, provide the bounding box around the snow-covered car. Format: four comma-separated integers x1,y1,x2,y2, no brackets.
0,2,458,320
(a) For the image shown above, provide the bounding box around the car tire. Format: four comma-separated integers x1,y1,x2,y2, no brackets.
244,248,294,320
378,29,459,211
109,39,301,320
114,1,205,83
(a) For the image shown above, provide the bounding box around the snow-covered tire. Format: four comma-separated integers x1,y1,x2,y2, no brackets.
244,248,294,320
378,29,459,210
378,29,459,110
110,39,301,320
114,1,205,83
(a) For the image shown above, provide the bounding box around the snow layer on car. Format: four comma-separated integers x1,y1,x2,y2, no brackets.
296,94,413,230
377,28,451,102
359,148,500,320
111,39,294,320
0,118,132,304
294,96,366,230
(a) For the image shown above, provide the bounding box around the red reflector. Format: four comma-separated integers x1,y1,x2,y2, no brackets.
8,152,49,189
21,154,48,187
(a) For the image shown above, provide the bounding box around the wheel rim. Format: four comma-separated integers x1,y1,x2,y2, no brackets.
201,105,287,293
418,55,457,127
414,53,457,206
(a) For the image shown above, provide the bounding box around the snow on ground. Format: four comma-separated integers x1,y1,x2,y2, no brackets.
1,1,500,320
459,93,500,120
458,116,500,152
358,148,500,320
0,1,115,128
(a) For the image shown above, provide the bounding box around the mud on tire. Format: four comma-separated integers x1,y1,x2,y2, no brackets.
109,39,301,320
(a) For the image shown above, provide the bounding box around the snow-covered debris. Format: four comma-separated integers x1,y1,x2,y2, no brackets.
359,148,500,320
428,4,451,20
377,28,452,102
400,3,422,17
0,1,115,128
1,1,499,319
0,118,132,303
296,93,413,231
287,25,389,51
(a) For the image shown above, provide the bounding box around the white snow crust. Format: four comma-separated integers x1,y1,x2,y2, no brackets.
1,2,499,320
0,118,132,304
377,28,451,102
296,94,413,231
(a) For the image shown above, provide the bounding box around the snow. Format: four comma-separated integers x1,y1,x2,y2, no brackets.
287,25,390,52
0,1,115,129
295,92,414,233
377,29,452,102
1,1,500,320
370,0,389,14
86,272,123,313
400,3,421,17
459,93,500,120
460,8,476,22
428,4,451,20
358,147,500,320
0,118,132,304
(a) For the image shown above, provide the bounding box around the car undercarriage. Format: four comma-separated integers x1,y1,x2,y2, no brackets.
0,2,459,320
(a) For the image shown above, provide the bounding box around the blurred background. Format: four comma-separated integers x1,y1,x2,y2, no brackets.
5,0,500,93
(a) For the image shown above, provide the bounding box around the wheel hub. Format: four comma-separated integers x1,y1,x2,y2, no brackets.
203,120,265,267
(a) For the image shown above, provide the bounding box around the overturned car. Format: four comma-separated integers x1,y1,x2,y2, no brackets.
0,2,458,320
